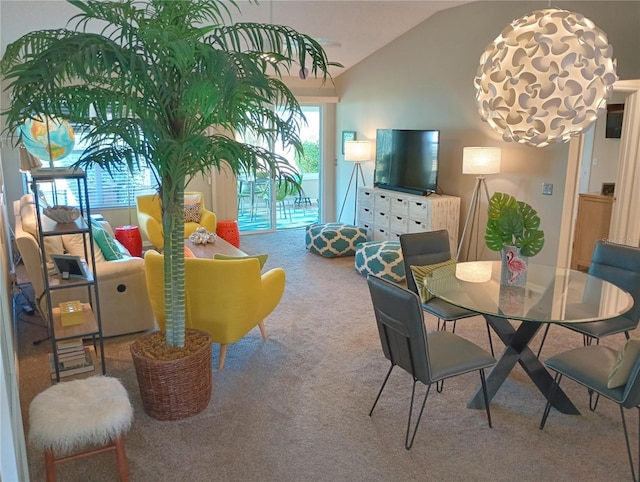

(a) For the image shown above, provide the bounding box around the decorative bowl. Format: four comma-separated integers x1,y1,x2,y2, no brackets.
44,205,80,223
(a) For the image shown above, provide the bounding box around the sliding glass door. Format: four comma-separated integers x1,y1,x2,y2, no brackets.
238,105,322,234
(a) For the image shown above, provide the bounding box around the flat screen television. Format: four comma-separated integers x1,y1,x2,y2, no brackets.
374,129,439,196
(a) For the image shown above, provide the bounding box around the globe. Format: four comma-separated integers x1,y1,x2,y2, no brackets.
20,117,75,162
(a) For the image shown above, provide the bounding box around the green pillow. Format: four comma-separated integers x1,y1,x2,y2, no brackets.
410,259,456,304
90,219,124,261
213,253,268,270
607,339,640,388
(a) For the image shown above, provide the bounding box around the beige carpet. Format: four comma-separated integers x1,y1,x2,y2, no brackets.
16,228,636,481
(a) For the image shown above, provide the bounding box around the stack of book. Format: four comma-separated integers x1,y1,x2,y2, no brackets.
50,339,95,379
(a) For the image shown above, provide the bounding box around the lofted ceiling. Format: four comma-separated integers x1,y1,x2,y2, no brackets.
236,1,474,77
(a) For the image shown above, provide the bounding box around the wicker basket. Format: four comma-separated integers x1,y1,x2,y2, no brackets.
130,329,212,421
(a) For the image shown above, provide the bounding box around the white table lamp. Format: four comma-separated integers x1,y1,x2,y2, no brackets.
457,147,501,261
339,140,371,224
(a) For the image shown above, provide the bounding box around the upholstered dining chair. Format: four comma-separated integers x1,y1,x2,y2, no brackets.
366,275,496,450
539,340,640,481
537,241,640,356
400,231,494,357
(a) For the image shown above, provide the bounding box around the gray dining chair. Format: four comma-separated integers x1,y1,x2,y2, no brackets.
400,231,494,358
537,241,640,408
366,274,496,450
539,341,640,481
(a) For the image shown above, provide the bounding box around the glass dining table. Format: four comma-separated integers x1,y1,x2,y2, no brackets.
426,261,634,414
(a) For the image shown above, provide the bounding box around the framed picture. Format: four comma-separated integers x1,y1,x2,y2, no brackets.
50,254,90,279
601,182,615,196
342,131,356,154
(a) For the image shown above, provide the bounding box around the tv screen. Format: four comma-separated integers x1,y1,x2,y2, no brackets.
374,129,439,196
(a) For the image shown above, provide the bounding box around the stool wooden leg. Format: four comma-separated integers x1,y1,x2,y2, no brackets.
44,448,57,482
113,436,130,482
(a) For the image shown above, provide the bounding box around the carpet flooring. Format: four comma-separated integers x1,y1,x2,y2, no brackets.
16,228,637,481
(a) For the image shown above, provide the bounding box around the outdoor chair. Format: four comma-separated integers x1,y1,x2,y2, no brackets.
400,231,494,360
540,339,640,481
366,275,496,449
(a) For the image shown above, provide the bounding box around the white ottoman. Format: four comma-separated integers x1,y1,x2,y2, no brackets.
29,376,134,482
354,240,405,282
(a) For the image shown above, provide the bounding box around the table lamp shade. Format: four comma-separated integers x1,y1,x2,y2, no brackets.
345,141,371,162
462,147,501,175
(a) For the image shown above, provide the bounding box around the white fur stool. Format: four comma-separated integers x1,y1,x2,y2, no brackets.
29,376,134,482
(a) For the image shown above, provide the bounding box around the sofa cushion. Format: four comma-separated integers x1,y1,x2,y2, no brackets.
19,195,64,262
62,233,106,264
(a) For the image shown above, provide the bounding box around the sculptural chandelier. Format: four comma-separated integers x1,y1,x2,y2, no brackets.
474,8,617,148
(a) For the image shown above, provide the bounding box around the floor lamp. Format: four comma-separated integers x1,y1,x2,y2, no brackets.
339,140,371,224
456,147,501,261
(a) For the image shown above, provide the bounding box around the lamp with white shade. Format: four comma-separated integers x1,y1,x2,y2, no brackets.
457,147,501,261
339,140,371,224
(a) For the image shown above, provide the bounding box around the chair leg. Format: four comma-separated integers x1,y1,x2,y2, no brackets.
589,391,600,411
218,344,228,370
405,379,431,450
537,324,551,359
436,379,444,393
479,369,493,428
540,372,562,430
619,406,640,482
113,436,130,482
369,364,394,416
44,448,56,482
258,321,268,339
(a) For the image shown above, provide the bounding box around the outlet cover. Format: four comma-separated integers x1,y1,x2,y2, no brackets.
542,183,553,195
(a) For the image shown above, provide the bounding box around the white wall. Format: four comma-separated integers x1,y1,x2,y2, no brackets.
334,0,640,266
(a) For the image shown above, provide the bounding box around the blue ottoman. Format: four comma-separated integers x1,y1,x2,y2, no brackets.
354,241,405,282
305,223,367,257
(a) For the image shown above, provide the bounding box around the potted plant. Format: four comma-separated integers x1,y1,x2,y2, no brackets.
485,192,545,286
1,0,337,419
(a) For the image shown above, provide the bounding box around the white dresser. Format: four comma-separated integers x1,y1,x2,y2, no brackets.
356,187,460,256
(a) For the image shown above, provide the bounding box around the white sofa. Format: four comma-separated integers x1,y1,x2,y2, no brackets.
14,195,156,337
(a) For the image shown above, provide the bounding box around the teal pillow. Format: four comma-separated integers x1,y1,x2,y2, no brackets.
90,219,124,261
213,253,268,270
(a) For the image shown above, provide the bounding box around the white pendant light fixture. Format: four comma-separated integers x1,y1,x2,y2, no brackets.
474,8,617,148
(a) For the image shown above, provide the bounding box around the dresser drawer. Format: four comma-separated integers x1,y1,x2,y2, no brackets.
408,219,428,233
374,192,391,211
390,196,409,217
409,199,431,224
374,210,389,227
372,227,389,241
358,206,374,224
359,188,374,208
390,214,409,232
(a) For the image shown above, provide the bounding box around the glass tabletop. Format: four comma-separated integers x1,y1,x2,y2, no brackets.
426,261,634,323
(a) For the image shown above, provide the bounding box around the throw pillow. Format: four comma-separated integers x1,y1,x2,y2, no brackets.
607,339,640,388
213,253,268,270
62,233,106,264
410,259,456,304
184,202,201,223
184,246,196,258
90,219,124,261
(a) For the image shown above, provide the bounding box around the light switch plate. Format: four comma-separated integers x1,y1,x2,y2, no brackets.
542,183,553,195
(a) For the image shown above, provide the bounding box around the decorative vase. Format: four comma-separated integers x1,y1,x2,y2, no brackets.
130,329,212,421
500,245,528,287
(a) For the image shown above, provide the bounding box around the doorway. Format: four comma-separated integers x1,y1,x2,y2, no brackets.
558,79,640,268
238,105,322,233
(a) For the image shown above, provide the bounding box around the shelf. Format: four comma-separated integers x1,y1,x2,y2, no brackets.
40,215,89,236
51,302,99,340
31,167,86,181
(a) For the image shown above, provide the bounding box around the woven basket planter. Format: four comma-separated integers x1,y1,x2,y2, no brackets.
130,329,212,421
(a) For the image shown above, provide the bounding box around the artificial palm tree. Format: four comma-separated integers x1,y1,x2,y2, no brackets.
1,0,338,351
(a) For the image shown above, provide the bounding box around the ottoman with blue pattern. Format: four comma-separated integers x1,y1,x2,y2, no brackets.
305,223,367,257
354,241,405,282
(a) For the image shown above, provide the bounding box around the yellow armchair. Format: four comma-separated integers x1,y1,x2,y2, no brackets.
136,192,216,250
144,250,285,369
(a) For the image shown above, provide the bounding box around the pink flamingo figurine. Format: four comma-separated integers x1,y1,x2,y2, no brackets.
506,249,527,284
